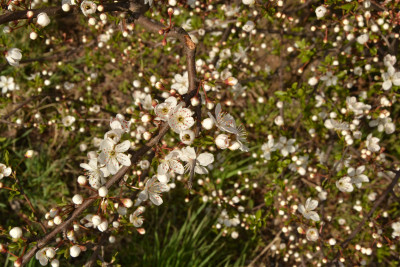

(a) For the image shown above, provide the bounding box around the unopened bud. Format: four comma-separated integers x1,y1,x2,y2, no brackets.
62,4,70,12
143,131,152,140
77,175,87,185
190,97,200,106
206,101,214,110
27,11,34,18
121,198,133,208
98,186,108,197
168,8,174,15
141,114,152,123
54,216,62,225
97,5,104,12
72,194,83,205
155,81,164,90
70,245,81,258
224,77,238,86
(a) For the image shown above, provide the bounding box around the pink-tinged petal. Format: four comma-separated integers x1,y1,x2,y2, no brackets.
80,163,94,172
149,193,163,206
170,160,184,174
100,166,110,177
107,157,120,175
298,204,305,214
305,198,311,209
382,80,392,90
157,162,169,175
117,153,131,166
357,165,365,174
138,191,148,201
4,167,11,176
308,199,318,211
165,96,177,107
309,212,320,222
115,140,130,152
98,152,108,165
197,152,214,166
157,174,169,183
100,139,114,151
347,167,355,176
195,165,208,174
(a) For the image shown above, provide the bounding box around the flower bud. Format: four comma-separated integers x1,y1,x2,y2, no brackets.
30,32,38,40
98,186,108,197
224,77,238,86
70,245,81,258
54,216,62,225
121,198,133,208
215,134,230,149
72,194,83,205
143,131,152,140
37,12,50,27
141,114,152,123
46,248,56,258
27,11,34,18
62,4,70,12
9,227,23,239
190,97,200,106
77,175,87,185
202,118,214,130
109,235,116,243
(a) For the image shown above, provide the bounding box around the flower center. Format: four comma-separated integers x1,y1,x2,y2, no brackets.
177,115,185,123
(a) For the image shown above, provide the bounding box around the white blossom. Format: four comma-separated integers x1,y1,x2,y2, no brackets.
129,206,145,227
180,146,214,175
306,228,319,241
168,105,194,133
261,137,276,160
98,139,131,175
158,150,184,176
276,136,296,157
298,198,320,221
154,96,177,121
171,72,189,95
382,66,400,90
80,0,97,16
5,48,22,67
336,176,354,192
320,71,338,86
137,176,169,206
315,6,327,19
392,221,400,238
366,134,380,152
347,166,369,188
0,76,16,94
0,163,12,179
